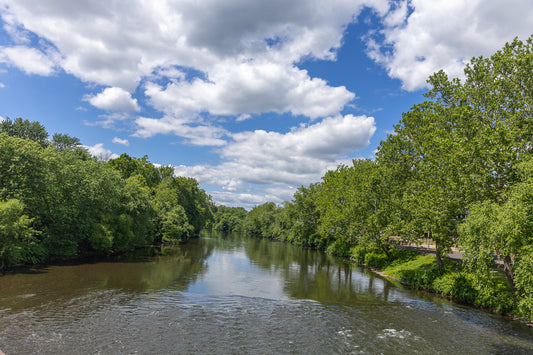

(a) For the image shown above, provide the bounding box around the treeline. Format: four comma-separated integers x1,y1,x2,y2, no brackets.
217,36,533,319
0,118,213,268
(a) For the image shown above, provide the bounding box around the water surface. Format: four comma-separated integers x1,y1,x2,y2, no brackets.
1,234,532,354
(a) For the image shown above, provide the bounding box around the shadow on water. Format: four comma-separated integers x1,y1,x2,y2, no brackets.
242,236,398,306
0,240,214,312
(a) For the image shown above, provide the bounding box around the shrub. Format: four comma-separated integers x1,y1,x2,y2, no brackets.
433,273,478,304
364,252,389,269
326,239,351,257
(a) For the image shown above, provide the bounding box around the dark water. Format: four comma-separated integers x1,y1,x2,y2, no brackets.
1,234,532,354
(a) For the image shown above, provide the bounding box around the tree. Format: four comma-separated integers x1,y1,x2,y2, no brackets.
173,176,214,235
389,100,468,268
108,153,174,188
459,157,533,314
51,133,84,153
375,35,533,268
243,202,280,238
286,183,322,248
0,117,49,147
212,205,248,232
160,205,194,243
316,159,397,259
0,199,38,269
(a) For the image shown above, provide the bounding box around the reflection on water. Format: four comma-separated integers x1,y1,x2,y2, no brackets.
1,233,532,354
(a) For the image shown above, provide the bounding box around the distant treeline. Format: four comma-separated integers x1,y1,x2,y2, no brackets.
0,118,213,268
213,36,533,320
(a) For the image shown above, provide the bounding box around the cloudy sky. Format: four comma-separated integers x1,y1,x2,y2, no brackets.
1,0,532,208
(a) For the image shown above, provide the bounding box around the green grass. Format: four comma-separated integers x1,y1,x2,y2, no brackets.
377,253,515,315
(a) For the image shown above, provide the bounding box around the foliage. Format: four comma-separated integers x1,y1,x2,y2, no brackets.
363,252,389,269
0,117,49,148
160,205,194,243
0,122,213,266
459,157,533,312
212,205,248,232
0,199,40,268
285,183,322,247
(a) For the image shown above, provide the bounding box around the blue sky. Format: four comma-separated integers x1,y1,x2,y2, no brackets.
1,0,532,208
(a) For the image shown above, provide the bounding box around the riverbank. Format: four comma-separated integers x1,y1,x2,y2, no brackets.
353,249,533,327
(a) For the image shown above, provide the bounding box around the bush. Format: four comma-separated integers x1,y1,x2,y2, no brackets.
474,276,515,314
433,273,478,304
364,252,389,269
326,239,351,257
350,245,367,263
386,255,443,289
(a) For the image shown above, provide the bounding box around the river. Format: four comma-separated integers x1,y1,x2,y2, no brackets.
1,233,532,354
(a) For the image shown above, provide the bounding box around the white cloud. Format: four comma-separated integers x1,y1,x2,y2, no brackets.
144,59,354,121
84,112,132,129
134,115,228,146
174,115,375,205
112,137,130,146
0,46,55,75
365,0,533,91
209,191,274,209
0,82,4,88
85,87,140,112
2,0,530,207
0,0,374,127
83,143,119,161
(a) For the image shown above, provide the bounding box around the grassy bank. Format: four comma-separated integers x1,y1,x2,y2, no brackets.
359,248,526,323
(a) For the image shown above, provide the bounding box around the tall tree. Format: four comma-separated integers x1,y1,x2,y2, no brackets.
460,157,533,315
0,117,49,148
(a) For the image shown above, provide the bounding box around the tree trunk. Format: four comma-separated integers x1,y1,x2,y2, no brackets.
435,239,444,269
435,250,444,269
503,254,517,297
381,243,393,260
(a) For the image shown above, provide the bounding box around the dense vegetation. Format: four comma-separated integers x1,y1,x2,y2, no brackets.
0,118,213,269
229,36,533,320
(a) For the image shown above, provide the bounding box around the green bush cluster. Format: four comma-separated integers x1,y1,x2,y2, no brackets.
384,254,516,315
0,119,213,268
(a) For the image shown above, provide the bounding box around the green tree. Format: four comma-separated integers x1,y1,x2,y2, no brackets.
316,159,397,259
160,205,194,243
285,183,322,248
173,176,213,235
243,202,280,238
389,100,468,268
108,153,174,188
212,205,248,232
460,157,533,314
0,199,38,268
0,117,49,147
51,133,84,153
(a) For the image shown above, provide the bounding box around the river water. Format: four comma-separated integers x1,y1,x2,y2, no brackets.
1,233,532,354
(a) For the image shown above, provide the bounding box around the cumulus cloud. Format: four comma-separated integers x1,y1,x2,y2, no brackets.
85,87,140,112
0,0,373,125
112,137,130,146
174,115,376,205
144,60,354,121
2,0,531,206
134,115,228,146
365,0,533,90
0,46,56,75
83,143,119,161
